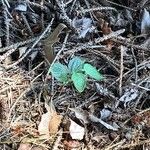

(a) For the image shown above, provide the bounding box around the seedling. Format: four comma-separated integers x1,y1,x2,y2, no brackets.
48,57,104,93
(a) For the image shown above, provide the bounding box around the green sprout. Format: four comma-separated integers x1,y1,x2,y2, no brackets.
48,57,104,93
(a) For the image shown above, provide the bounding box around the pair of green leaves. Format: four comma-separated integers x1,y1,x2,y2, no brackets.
49,57,103,93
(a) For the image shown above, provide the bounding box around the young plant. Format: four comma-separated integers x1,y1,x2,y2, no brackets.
49,57,104,93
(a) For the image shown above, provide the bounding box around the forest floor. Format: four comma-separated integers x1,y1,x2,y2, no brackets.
0,0,150,150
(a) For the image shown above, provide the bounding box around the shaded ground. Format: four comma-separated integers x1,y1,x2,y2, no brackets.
0,0,150,150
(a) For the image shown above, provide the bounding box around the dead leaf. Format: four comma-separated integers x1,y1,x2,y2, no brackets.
49,112,62,134
11,120,31,136
70,108,117,131
69,119,85,140
31,146,46,150
100,108,112,120
43,23,67,63
92,13,112,34
18,143,32,150
101,20,112,35
18,144,45,150
105,40,114,50
91,133,108,143
141,9,150,34
117,88,139,108
38,112,51,139
101,20,114,50
19,47,28,58
19,46,38,61
97,19,114,50
12,125,25,136
89,114,118,131
38,102,62,139
69,108,89,124
15,2,27,12
72,17,95,38
63,140,81,149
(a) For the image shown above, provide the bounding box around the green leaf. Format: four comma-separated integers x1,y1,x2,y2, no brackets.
68,57,85,72
71,72,86,93
83,63,103,80
50,63,69,83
